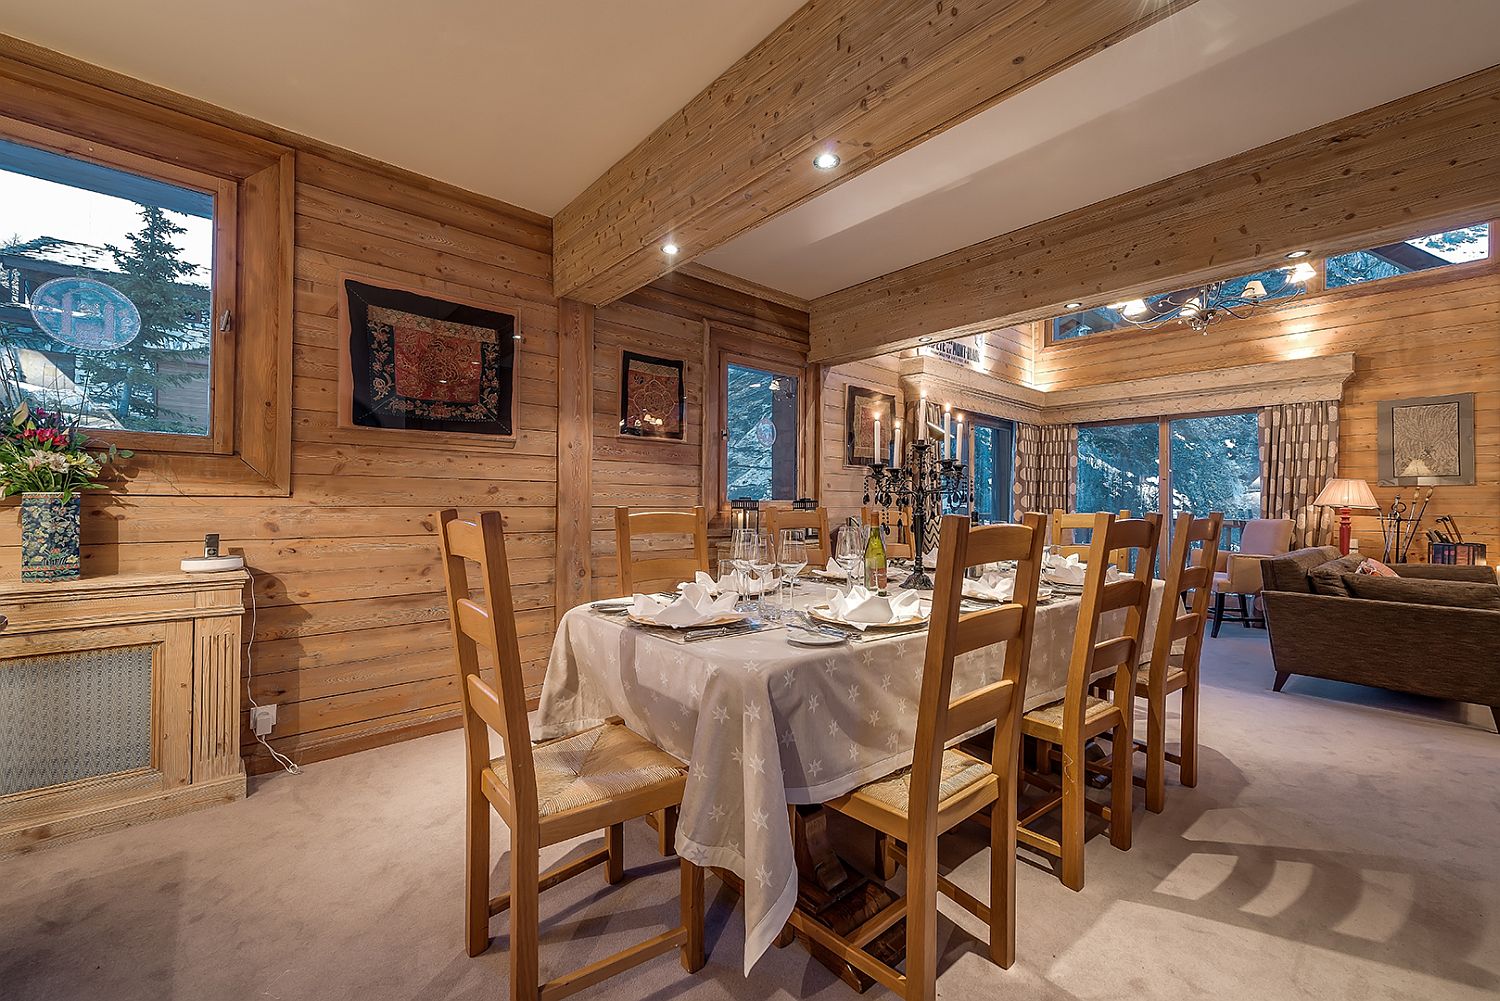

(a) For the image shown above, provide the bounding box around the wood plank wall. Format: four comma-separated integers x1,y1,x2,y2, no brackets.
822,357,902,526
590,273,811,598
1032,257,1500,556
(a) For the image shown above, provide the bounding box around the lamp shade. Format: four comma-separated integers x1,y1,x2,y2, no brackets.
1313,477,1378,509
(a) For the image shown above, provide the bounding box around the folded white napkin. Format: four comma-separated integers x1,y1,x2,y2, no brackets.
824,586,924,630
632,583,743,626
819,558,849,580
1044,554,1121,586
922,547,941,569
963,572,1015,602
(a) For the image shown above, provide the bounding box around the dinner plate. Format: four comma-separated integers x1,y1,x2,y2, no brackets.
808,569,850,582
786,629,847,647
627,610,748,630
808,604,927,630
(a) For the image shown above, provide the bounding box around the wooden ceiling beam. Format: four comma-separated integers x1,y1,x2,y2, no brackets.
810,64,1500,364
552,0,1200,305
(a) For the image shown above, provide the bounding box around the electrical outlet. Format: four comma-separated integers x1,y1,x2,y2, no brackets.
251,704,277,737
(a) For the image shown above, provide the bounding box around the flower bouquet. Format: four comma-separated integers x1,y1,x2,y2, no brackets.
0,405,132,581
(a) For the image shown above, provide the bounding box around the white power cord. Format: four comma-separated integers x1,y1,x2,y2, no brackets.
242,567,301,776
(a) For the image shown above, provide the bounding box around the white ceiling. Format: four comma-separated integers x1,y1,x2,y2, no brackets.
697,0,1500,300
2,0,806,215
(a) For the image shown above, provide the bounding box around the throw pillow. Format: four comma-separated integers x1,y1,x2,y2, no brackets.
1307,554,1365,596
1356,557,1399,577
1344,574,1500,610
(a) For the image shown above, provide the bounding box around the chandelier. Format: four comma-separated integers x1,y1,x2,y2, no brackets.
1109,261,1316,334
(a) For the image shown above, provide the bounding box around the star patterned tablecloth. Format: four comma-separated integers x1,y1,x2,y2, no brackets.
535,581,1166,974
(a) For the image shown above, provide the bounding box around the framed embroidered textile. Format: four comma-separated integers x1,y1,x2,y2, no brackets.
619,350,686,441
845,384,895,466
341,278,518,437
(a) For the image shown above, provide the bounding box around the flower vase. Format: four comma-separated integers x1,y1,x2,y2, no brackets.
20,492,81,582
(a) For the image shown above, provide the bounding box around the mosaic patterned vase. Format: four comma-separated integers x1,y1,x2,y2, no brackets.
20,492,81,582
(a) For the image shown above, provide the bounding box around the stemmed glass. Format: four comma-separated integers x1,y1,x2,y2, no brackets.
836,523,866,594
777,530,808,613
749,530,778,620
730,528,756,595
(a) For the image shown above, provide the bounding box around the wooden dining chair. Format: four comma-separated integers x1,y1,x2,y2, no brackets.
614,506,709,595
1020,511,1160,891
784,513,1047,998
1050,508,1132,571
437,509,706,1000
862,505,915,559
1134,511,1222,813
763,505,831,565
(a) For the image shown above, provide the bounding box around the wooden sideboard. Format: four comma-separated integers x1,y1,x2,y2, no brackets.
0,570,249,855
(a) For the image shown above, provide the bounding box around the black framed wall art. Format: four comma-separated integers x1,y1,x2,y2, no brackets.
339,277,519,438
619,349,686,441
845,384,896,466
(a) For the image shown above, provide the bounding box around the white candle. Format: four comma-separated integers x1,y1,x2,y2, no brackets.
892,419,902,468
873,417,881,463
944,404,953,459
955,414,965,464
918,393,928,440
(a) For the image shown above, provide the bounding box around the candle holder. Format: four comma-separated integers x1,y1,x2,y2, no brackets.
863,438,971,590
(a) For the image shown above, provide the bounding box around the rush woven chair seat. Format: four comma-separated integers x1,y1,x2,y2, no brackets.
787,513,1047,1001
439,509,706,1001
1020,511,1161,892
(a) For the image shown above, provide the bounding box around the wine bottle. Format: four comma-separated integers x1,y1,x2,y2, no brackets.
864,522,888,592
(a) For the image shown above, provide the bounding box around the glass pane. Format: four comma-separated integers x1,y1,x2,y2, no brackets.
1051,263,1308,341
726,362,798,500
1168,412,1261,553
1077,422,1160,520
970,421,1014,524
1326,223,1489,289
0,137,215,436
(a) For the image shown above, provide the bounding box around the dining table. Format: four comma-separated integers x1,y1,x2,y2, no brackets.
535,573,1168,979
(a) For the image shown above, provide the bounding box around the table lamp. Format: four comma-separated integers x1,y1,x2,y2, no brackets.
1313,477,1378,555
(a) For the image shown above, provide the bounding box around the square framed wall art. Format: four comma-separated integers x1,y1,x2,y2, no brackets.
1377,392,1475,486
339,277,519,439
845,384,896,466
619,350,686,441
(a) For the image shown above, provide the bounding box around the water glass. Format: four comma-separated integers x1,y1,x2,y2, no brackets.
778,530,808,611
836,523,865,593
750,531,778,619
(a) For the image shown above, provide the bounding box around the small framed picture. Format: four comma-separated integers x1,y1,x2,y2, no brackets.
1377,393,1475,485
619,350,686,441
846,385,895,466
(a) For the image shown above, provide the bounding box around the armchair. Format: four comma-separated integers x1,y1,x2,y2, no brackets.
1209,518,1293,637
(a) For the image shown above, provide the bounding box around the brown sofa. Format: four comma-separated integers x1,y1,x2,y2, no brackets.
1259,547,1500,731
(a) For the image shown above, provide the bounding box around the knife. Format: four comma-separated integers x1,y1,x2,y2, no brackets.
683,623,758,642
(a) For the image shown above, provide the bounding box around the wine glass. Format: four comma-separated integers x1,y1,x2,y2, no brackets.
836,523,865,593
750,530,778,619
777,530,808,611
730,528,756,594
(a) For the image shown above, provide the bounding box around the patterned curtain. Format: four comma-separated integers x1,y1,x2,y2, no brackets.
1013,422,1077,519
1259,401,1340,549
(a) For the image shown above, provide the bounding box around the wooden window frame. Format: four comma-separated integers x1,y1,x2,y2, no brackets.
703,321,815,527
0,115,239,456
0,55,294,495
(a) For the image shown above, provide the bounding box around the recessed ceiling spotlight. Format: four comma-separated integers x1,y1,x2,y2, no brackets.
918,335,933,343
1284,249,1310,259
661,243,680,256
1065,302,1083,310
812,151,841,171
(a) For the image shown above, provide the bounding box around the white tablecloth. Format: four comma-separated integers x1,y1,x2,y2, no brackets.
535,581,1165,974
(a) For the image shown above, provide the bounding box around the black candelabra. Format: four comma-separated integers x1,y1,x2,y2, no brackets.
863,437,971,590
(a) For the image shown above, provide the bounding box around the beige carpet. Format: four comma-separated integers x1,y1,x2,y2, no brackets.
4,630,1498,1001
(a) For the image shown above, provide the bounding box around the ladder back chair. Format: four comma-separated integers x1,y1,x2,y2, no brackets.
614,506,709,595
862,505,915,559
788,513,1047,999
1051,509,1132,572
1020,511,1161,891
437,510,705,1000
1136,511,1222,813
763,505,832,565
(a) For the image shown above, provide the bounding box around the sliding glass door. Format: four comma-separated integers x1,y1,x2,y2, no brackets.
970,418,1014,524
1167,413,1260,551
1077,421,1161,517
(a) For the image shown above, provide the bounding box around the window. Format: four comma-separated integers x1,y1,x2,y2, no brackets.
1326,223,1489,289
0,136,225,441
970,418,1015,524
1168,412,1261,553
1077,421,1161,516
1051,267,1303,342
725,361,799,501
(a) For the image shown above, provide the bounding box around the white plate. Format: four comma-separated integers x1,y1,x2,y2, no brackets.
590,597,633,609
786,629,848,647
808,569,850,582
